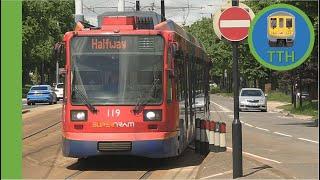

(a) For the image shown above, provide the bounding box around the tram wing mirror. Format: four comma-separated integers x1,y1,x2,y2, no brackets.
53,42,64,59
170,42,180,58
59,68,67,77
166,69,175,79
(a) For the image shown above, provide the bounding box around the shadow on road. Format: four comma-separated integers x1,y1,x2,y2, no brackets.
242,165,272,177
277,120,318,127
66,148,206,171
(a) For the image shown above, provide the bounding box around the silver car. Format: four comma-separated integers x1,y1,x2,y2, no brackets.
239,88,267,112
193,93,205,111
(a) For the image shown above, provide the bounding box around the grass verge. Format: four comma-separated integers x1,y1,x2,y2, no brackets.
267,91,291,103
278,101,318,118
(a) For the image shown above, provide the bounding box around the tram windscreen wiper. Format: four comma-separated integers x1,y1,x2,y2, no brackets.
73,86,98,113
133,78,160,113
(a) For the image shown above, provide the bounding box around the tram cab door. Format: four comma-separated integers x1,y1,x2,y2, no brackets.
165,47,177,131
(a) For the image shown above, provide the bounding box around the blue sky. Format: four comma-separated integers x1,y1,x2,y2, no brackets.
82,0,227,26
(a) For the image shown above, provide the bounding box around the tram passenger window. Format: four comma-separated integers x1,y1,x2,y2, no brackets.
174,58,184,101
279,18,284,28
167,49,173,103
167,73,172,103
286,18,292,28
270,18,277,28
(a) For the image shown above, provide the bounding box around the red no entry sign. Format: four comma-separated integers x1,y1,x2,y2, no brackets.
218,7,251,41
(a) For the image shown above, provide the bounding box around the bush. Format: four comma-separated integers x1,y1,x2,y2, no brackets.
22,84,33,98
210,86,221,94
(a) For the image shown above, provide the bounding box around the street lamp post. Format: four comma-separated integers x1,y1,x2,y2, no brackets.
56,61,59,84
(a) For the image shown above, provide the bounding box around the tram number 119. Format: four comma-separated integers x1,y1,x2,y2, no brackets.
107,109,121,118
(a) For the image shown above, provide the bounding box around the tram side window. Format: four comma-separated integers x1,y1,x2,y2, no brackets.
286,18,292,28
174,55,184,101
270,18,277,28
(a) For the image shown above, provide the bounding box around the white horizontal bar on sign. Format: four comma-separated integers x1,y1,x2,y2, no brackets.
220,20,250,28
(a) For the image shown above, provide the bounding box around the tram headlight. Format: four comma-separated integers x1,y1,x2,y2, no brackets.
71,110,87,121
143,110,162,121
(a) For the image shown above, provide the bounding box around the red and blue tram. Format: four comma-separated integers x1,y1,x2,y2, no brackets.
60,12,211,158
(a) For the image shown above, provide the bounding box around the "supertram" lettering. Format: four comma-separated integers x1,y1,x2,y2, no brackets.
91,38,127,50
92,121,135,128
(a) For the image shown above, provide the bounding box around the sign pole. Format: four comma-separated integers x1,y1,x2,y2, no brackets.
231,0,243,178
232,41,243,178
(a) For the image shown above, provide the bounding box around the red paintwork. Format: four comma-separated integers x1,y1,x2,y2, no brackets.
62,131,177,141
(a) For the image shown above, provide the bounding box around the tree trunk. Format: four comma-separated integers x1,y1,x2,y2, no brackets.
40,60,44,84
291,80,294,104
299,74,302,108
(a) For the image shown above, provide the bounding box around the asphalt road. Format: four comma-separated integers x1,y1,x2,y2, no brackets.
210,94,318,179
22,98,63,110
22,94,319,179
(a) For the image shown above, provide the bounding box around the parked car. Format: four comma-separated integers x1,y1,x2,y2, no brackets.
239,88,267,112
54,83,64,100
192,93,205,111
27,85,58,105
297,91,310,100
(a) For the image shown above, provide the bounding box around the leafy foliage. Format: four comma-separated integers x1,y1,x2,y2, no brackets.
187,1,318,99
22,0,75,86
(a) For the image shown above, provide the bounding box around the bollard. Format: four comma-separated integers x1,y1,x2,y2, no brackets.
205,120,210,154
209,121,215,152
195,118,201,153
200,119,206,155
214,122,220,152
219,122,227,152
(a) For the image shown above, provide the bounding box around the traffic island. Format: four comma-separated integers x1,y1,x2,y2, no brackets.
195,151,294,179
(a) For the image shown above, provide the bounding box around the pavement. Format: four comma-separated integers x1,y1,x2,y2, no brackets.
196,150,293,179
268,100,315,120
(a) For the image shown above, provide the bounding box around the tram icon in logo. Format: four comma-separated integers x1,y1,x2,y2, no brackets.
267,11,295,47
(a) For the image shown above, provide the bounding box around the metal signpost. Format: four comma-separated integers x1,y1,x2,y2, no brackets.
216,0,253,178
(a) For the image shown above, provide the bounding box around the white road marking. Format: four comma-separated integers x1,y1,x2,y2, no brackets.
255,127,270,132
210,110,231,113
220,20,251,28
244,123,254,127
298,138,319,144
273,132,292,137
226,147,282,164
267,111,277,113
199,170,233,179
210,101,232,112
227,115,233,118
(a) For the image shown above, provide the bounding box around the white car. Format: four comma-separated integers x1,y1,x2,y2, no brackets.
193,93,205,111
239,88,267,112
54,83,64,100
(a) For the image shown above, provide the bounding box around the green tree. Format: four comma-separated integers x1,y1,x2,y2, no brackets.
188,1,318,97
22,0,75,86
